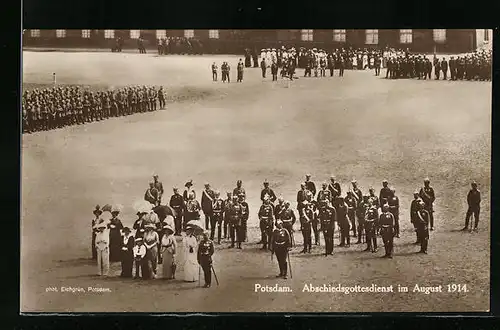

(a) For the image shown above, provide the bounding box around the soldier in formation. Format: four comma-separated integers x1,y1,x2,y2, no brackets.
270,220,291,279
22,85,164,134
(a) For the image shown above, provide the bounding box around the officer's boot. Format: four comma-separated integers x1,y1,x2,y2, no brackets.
283,262,288,279
315,232,320,245
422,238,428,254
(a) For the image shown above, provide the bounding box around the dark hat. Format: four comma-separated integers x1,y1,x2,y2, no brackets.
123,227,131,233
237,180,242,185
263,179,269,184
185,180,193,187
93,205,103,215
471,181,478,186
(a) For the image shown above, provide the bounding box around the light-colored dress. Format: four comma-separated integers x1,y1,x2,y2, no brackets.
182,235,199,282
161,234,177,279
144,230,159,278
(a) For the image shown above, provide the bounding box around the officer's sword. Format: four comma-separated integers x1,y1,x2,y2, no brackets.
211,265,219,286
287,251,293,279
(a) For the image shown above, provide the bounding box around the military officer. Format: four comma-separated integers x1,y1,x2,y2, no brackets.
299,201,314,253
258,197,275,250
201,183,215,230
364,201,378,253
387,188,400,238
239,193,249,243
351,180,364,243
228,195,243,249
463,181,481,232
279,201,296,247
410,191,422,244
260,180,277,204
197,231,215,288
270,220,291,279
379,204,395,258
415,201,430,254
296,183,309,213
223,192,233,240
169,187,184,236
237,59,244,83
328,176,341,200
271,61,278,81
367,187,380,210
304,174,316,199
233,180,246,200
260,58,267,78
211,62,218,81
317,182,332,203
318,200,336,255
211,191,224,243
345,191,357,237
153,175,164,205
336,197,350,247
419,178,436,231
379,179,392,207
274,197,286,222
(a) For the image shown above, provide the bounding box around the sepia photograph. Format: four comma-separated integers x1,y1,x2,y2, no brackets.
21,29,491,313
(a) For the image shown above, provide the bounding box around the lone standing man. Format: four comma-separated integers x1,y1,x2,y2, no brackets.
305,174,317,199
463,181,481,232
197,231,215,288
419,178,436,231
201,183,215,231
271,220,291,279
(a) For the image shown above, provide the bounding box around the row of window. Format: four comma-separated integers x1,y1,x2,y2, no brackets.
28,29,218,39
28,29,488,43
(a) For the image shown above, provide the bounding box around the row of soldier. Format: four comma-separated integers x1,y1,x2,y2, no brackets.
22,85,166,133
385,50,492,81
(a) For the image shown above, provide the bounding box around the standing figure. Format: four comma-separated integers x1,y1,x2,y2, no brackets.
463,181,481,232
364,203,378,253
133,238,147,279
279,201,296,246
379,179,391,207
328,176,341,201
169,187,185,235
296,183,308,214
388,188,400,237
367,187,380,210
233,180,246,199
415,201,430,254
274,197,286,222
94,223,110,276
182,227,199,282
211,62,218,81
153,175,164,205
201,183,215,230
410,191,422,244
258,197,275,250
419,178,436,230
317,182,332,203
145,182,159,206
239,193,249,243
228,195,243,249
351,180,364,243
271,220,291,278
184,192,201,227
261,59,267,78
211,191,224,242
91,205,104,260
261,180,277,204
305,174,317,199
223,192,233,240
318,200,336,256
336,197,350,247
120,227,134,278
379,204,395,258
237,59,244,82
300,201,314,253
197,232,215,287
160,224,177,279
271,61,278,81
108,206,124,262
143,224,159,279
183,180,196,201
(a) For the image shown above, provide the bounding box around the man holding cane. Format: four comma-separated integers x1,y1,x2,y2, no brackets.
197,231,215,288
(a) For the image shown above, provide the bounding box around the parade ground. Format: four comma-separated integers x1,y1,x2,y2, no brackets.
21,50,491,313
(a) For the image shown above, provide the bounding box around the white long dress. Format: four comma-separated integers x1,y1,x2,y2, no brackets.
182,235,199,282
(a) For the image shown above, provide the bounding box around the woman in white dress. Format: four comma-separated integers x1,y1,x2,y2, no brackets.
182,228,199,282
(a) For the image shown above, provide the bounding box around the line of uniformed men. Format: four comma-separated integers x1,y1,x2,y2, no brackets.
22,85,166,134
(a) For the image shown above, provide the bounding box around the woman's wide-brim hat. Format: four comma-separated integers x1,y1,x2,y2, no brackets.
93,205,103,215
145,223,156,229
185,180,193,187
163,224,174,234
94,222,107,230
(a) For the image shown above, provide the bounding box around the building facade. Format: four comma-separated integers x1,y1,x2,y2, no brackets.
23,29,490,54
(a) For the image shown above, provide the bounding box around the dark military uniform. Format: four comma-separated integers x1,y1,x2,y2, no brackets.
169,192,184,235
228,198,243,248
352,187,364,243
336,199,350,246
364,206,378,252
419,184,436,230
464,187,481,230
299,204,314,253
271,62,278,81
237,61,244,82
379,186,392,207
197,237,215,287
379,211,395,258
261,187,277,204
279,207,296,246
345,193,357,237
410,196,422,243
271,226,291,278
317,188,332,204
201,188,215,230
223,195,232,239
415,207,430,253
318,204,336,255
239,198,249,242
258,202,275,250
211,197,224,242
388,194,400,237
305,180,317,199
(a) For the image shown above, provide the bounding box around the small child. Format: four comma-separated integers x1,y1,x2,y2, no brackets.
133,237,147,279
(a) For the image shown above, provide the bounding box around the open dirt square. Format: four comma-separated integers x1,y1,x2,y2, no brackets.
21,50,491,313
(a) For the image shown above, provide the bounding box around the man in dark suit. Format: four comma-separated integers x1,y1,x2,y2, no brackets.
296,183,308,214
463,181,481,232
449,56,456,80
434,57,440,80
304,174,316,199
260,180,277,204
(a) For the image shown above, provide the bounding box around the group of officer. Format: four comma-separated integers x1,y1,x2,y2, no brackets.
22,85,166,134
156,37,204,55
385,50,492,81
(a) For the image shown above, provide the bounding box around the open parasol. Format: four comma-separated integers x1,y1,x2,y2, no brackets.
133,200,154,214
152,205,177,222
186,219,204,235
